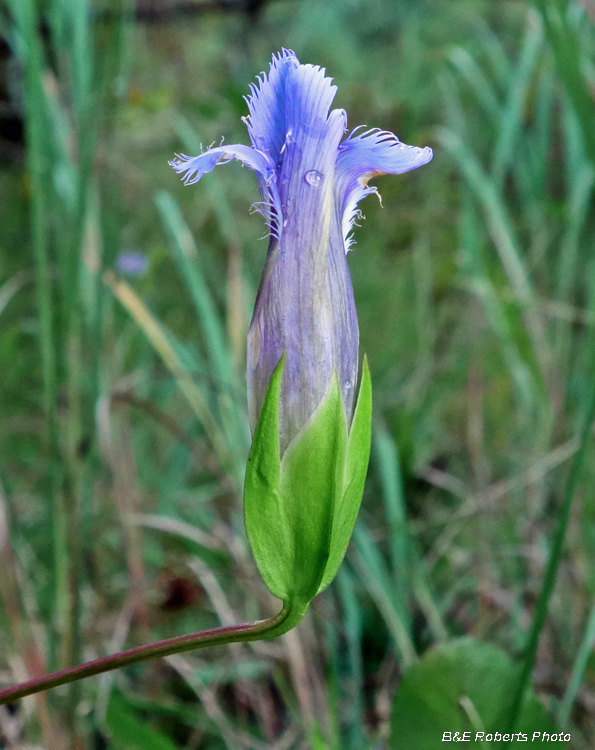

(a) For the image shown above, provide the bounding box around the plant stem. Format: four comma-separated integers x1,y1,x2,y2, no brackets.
506,379,595,735
0,603,301,705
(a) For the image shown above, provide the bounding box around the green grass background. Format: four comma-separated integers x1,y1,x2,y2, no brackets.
1,0,595,747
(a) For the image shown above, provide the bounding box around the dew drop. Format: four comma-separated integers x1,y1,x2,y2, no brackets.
304,169,324,187
344,380,352,391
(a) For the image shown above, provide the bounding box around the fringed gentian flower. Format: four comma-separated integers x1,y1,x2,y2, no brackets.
171,50,432,613
170,49,432,451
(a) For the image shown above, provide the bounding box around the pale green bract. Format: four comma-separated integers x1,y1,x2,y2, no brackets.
244,355,372,609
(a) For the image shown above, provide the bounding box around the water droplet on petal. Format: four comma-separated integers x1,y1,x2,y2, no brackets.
304,169,324,187
345,380,352,391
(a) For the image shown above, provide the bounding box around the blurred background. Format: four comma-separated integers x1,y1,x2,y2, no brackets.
1,0,595,747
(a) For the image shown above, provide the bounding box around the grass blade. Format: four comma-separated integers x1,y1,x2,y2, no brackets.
492,15,543,185
507,368,595,735
104,271,232,475
352,523,416,666
534,0,595,166
558,599,595,728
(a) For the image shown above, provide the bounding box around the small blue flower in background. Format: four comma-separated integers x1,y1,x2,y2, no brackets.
171,50,432,452
116,249,149,277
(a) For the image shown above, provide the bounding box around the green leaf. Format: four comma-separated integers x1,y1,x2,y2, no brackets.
390,638,556,749
317,356,372,594
244,357,347,605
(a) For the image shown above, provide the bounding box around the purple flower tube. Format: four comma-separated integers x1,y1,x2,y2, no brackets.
171,50,432,453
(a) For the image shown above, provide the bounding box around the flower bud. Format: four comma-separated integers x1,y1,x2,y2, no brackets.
171,51,432,605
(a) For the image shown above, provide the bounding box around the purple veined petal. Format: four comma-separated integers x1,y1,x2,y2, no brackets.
247,202,359,454
276,58,346,213
335,128,433,252
243,49,299,165
282,61,340,142
247,61,354,451
169,144,282,238
169,144,276,185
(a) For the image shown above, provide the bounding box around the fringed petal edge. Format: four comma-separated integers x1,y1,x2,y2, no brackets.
335,128,433,252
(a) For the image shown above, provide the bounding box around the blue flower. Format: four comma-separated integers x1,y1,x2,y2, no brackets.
116,249,149,277
170,50,432,452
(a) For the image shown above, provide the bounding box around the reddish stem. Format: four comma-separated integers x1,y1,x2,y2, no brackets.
0,603,294,705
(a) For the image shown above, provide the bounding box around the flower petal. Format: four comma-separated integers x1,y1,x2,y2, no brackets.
169,144,282,237
246,59,354,450
169,144,275,185
243,49,300,165
278,60,346,197
247,212,359,453
336,128,433,251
